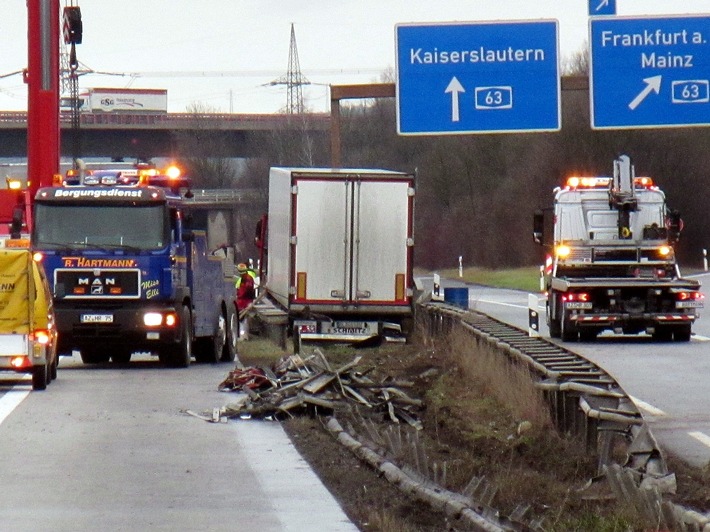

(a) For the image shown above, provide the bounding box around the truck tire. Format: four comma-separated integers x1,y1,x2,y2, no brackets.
652,326,673,342
194,310,227,364
547,297,561,338
560,317,578,342
165,305,193,368
674,325,692,342
32,363,48,391
50,355,58,381
221,310,238,362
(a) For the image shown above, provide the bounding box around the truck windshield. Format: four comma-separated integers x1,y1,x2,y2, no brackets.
33,203,170,251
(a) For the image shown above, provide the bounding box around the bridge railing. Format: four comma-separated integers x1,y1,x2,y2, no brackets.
0,111,330,128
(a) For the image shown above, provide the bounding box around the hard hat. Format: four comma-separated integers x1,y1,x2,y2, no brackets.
237,263,248,273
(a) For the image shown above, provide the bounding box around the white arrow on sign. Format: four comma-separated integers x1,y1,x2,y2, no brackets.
595,0,609,11
445,77,465,122
628,75,662,110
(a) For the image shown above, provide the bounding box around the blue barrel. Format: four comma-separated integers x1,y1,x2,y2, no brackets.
444,287,470,309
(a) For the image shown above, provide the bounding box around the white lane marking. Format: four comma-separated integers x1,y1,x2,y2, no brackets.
692,334,710,342
629,396,667,417
0,386,30,425
473,298,532,310
689,431,710,449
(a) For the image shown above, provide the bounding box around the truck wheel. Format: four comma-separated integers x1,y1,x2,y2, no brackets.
674,325,692,342
166,306,193,368
194,311,227,364
32,363,48,391
547,297,561,338
50,354,58,381
221,310,238,362
652,326,673,342
560,318,578,342
81,348,110,364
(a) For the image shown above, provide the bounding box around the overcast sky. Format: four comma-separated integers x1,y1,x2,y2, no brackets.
0,1,707,113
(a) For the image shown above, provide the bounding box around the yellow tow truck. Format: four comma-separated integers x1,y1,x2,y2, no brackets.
0,239,58,390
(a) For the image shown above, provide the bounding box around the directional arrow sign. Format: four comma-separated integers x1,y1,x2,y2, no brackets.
589,0,616,16
396,21,560,135
590,15,710,129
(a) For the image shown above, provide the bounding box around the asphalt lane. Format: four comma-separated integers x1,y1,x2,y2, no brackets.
0,353,357,532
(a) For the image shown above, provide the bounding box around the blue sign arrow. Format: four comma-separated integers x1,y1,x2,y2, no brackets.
590,15,710,129
396,21,560,135
589,0,616,16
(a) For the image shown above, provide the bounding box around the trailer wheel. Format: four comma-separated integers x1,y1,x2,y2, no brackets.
32,363,48,391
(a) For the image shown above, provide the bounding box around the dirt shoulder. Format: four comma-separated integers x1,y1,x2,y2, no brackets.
230,332,710,532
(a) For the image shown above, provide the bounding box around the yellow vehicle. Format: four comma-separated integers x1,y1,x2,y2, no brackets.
0,241,58,390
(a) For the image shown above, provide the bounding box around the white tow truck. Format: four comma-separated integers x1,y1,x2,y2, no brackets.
533,155,703,342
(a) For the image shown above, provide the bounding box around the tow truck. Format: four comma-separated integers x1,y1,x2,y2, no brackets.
31,164,239,366
534,155,703,342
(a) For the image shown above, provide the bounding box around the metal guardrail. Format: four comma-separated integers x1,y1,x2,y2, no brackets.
419,302,672,491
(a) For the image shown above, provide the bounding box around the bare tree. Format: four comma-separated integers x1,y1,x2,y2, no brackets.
175,102,238,188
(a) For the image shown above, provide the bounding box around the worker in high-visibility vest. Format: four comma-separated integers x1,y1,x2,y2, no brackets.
235,263,256,339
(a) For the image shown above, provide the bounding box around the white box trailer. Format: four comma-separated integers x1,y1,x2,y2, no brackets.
264,167,415,346
78,88,168,113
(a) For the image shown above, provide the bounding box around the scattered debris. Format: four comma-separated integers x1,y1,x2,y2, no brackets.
216,349,423,426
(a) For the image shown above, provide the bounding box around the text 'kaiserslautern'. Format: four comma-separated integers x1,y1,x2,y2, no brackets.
409,46,545,65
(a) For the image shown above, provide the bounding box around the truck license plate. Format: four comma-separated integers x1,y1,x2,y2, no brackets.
676,301,703,309
81,314,114,323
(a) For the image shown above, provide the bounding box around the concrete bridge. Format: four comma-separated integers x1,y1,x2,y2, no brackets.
0,111,330,159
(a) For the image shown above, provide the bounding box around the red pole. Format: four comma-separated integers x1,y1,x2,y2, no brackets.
26,0,60,198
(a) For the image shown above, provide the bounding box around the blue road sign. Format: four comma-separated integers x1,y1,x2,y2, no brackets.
589,0,616,16
590,15,710,129
395,21,560,135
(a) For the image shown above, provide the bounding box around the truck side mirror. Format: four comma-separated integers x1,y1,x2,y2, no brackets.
533,210,544,245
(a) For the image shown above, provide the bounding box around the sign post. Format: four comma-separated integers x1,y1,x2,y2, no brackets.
396,20,560,135
590,15,710,129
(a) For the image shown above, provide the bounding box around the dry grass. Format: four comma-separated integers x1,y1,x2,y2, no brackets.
232,327,656,531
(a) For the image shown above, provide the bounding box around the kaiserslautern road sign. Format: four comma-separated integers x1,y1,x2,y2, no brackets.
395,21,560,135
590,15,710,129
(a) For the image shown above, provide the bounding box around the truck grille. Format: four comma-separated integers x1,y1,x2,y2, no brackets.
55,268,140,299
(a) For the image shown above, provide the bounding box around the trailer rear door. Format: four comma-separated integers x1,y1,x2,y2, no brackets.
293,175,412,306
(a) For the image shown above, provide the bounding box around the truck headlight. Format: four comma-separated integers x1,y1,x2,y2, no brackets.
144,313,163,326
